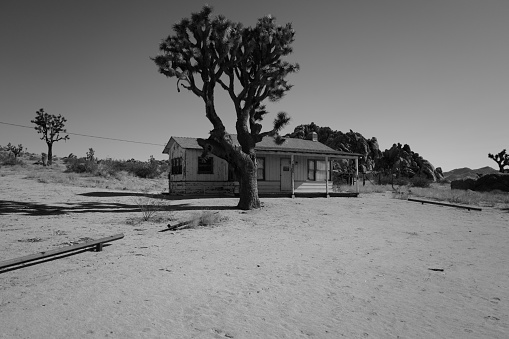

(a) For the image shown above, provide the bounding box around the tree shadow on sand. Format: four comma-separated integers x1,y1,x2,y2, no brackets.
79,191,237,201
0,198,236,216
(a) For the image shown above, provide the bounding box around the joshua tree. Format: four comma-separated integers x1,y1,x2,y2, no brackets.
31,109,69,165
6,143,24,160
86,148,95,161
488,149,509,173
153,6,298,209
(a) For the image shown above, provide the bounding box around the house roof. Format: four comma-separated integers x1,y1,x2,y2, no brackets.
163,135,361,158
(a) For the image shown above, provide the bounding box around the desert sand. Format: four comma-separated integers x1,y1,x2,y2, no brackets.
0,173,508,338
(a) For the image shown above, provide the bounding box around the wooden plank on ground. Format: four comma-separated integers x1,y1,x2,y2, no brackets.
0,233,124,270
407,198,482,211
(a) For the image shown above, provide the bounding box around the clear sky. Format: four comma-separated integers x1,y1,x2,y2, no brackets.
1,0,508,171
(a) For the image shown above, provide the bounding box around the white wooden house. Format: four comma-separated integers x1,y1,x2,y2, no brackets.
162,134,361,197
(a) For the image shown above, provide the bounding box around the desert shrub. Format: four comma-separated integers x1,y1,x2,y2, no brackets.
65,157,98,174
97,157,166,179
63,153,77,164
132,194,169,221
128,156,161,179
188,210,226,228
373,174,409,186
28,153,40,161
409,176,432,188
0,151,25,166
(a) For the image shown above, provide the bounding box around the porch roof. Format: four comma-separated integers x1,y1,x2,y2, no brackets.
163,135,362,158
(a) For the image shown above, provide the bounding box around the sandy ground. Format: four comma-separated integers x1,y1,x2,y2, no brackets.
0,173,508,339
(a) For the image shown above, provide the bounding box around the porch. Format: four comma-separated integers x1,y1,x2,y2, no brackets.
256,152,361,198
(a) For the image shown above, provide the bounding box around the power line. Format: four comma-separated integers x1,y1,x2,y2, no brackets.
0,121,166,146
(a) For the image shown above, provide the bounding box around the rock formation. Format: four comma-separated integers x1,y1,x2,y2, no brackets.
451,173,509,192
286,123,381,171
287,123,443,182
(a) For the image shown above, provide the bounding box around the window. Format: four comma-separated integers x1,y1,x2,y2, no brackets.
307,160,331,181
257,157,265,180
171,157,182,175
198,156,213,174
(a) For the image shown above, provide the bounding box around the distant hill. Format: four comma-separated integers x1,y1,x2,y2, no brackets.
443,166,499,181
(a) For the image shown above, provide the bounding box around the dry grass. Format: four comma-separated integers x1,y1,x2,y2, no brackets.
408,185,509,208
188,210,227,228
1,157,167,192
339,181,509,208
132,193,171,222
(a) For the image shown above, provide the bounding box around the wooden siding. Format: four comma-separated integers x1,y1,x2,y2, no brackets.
293,155,331,182
167,145,354,195
170,181,236,195
169,147,228,183
258,180,282,194
255,153,333,194
260,154,281,181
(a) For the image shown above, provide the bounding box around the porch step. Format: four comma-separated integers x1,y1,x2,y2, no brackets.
294,182,333,193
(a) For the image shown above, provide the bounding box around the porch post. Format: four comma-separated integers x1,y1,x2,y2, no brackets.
291,154,295,198
355,156,359,193
325,156,329,198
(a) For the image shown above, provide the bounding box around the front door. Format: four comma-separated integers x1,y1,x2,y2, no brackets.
280,158,292,191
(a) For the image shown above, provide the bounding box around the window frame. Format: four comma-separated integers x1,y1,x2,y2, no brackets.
171,157,182,175
257,157,265,181
307,159,331,181
197,156,214,174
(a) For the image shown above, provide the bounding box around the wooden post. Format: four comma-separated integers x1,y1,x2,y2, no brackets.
168,171,172,195
325,156,329,198
355,157,359,193
291,154,295,198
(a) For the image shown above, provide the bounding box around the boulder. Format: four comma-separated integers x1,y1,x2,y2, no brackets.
474,173,509,192
451,178,477,190
451,173,509,192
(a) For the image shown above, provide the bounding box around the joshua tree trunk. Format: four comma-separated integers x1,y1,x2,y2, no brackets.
235,157,260,210
198,130,261,210
46,143,53,165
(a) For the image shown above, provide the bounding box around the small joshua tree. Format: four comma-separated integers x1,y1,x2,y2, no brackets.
488,149,509,173
86,148,95,161
31,108,70,166
6,143,24,160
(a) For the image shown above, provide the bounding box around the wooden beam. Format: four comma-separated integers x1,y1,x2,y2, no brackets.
291,154,295,198
0,233,124,270
354,157,359,193
256,151,360,159
325,156,329,198
408,198,482,211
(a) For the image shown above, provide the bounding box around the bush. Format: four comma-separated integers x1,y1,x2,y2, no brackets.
409,176,432,188
1,157,25,166
96,157,167,179
132,194,169,221
63,156,168,179
65,158,98,174
188,210,226,228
